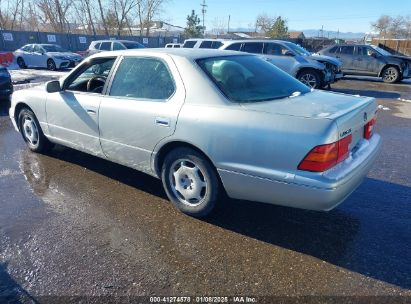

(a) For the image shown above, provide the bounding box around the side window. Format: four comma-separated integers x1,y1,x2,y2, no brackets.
358,46,376,57
22,45,32,52
110,57,175,100
211,41,222,49
65,57,116,93
340,46,354,55
242,43,263,54
225,43,242,51
100,42,111,51
94,42,101,50
33,45,42,53
199,41,213,48
113,42,126,50
183,40,196,48
329,46,338,53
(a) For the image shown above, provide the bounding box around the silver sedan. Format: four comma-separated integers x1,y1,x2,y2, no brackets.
9,49,381,217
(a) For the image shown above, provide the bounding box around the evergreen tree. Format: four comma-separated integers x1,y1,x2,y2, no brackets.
267,16,289,39
184,10,204,38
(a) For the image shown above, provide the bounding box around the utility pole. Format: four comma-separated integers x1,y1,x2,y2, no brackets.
228,15,231,34
200,0,207,34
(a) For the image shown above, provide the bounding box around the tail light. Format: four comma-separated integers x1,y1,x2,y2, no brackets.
298,135,352,172
364,118,376,140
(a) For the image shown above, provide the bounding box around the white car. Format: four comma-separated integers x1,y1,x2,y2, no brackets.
14,44,83,70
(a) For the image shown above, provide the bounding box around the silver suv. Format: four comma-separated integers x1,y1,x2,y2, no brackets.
87,40,145,56
219,40,342,89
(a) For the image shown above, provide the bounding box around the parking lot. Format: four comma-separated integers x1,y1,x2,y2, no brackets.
0,69,410,302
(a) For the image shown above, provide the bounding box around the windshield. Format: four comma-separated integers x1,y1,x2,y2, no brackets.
370,45,391,56
123,42,144,49
285,42,311,56
197,55,311,103
41,45,68,52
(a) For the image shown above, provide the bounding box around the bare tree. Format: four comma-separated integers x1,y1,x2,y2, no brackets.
371,15,392,38
211,17,225,37
37,0,73,32
0,0,25,30
389,15,405,38
255,13,274,33
136,0,167,37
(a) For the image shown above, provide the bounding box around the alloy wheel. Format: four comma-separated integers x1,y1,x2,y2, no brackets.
22,115,39,147
168,159,208,206
299,73,318,88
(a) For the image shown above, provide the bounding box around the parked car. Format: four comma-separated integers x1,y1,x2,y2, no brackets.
317,44,411,83
165,43,183,48
9,49,381,217
0,65,12,100
218,39,342,89
87,40,145,56
183,39,224,49
14,44,83,70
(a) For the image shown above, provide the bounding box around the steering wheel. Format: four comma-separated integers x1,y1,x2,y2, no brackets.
87,76,106,92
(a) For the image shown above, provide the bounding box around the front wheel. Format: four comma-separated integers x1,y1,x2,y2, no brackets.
382,66,400,83
18,108,52,153
161,148,220,217
17,57,26,69
47,59,57,71
297,70,321,89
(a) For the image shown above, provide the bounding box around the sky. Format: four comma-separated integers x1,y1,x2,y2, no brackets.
163,0,411,33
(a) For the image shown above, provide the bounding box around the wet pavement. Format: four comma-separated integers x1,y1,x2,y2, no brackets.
0,73,410,302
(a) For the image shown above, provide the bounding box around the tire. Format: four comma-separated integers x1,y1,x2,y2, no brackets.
297,69,321,89
18,108,53,153
47,59,57,71
161,147,220,217
17,57,26,69
382,66,400,83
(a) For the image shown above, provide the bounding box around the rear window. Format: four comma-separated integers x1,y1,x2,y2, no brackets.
339,46,354,55
199,41,213,48
197,55,310,102
242,42,263,54
183,41,196,48
224,43,242,51
328,46,338,53
100,42,111,51
123,42,144,49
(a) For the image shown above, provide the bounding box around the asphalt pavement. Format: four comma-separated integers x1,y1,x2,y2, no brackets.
0,71,410,303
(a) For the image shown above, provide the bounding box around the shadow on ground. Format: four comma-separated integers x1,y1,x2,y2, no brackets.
23,145,411,290
0,262,37,303
332,88,401,99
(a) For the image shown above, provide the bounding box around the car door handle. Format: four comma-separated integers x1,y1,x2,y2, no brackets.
155,117,170,127
86,109,97,115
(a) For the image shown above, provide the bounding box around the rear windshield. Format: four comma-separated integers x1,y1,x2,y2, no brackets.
197,55,310,102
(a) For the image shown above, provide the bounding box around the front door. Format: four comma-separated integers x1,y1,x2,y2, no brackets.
46,57,117,156
356,46,381,76
31,45,47,68
98,55,185,174
263,42,296,74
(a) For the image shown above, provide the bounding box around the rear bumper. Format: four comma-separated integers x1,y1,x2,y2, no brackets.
218,134,381,211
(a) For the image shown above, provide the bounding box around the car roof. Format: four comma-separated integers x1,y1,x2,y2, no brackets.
222,39,291,44
92,40,141,43
90,48,248,60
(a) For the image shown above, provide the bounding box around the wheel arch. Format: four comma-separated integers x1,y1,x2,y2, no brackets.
378,64,401,77
154,140,220,179
14,102,34,130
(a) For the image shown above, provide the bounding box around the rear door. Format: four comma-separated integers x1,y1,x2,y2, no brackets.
335,45,355,72
98,55,185,173
32,45,47,68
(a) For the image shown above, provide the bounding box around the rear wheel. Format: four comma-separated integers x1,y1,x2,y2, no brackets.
161,147,219,217
47,59,57,71
382,66,400,83
18,108,52,153
297,69,321,89
17,57,26,69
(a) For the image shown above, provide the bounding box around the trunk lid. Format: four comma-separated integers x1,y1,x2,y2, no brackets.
240,90,378,151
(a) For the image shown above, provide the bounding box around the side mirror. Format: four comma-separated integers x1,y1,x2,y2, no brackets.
370,52,378,58
46,80,62,93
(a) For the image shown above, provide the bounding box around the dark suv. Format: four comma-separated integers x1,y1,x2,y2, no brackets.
318,44,410,83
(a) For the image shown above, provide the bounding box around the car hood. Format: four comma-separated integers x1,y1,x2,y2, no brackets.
309,54,342,67
388,55,411,64
239,90,373,119
47,52,81,59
